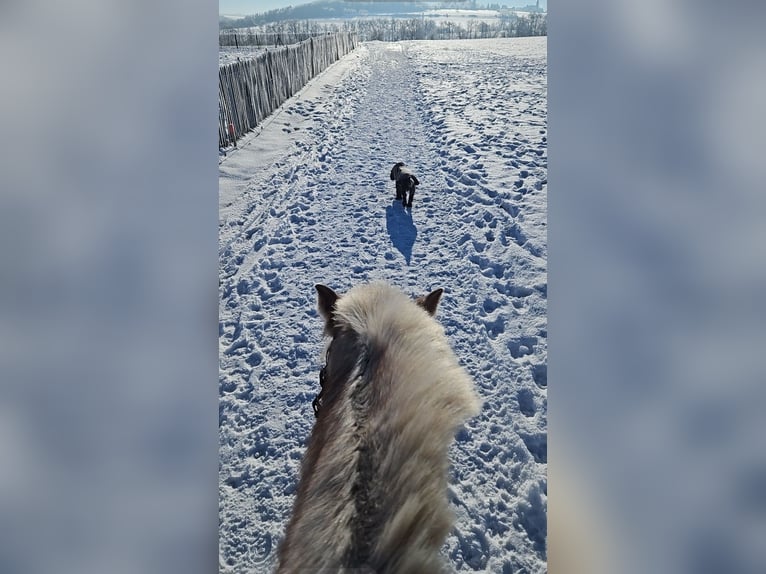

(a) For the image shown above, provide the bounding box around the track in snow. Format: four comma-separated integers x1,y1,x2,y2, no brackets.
219,38,547,574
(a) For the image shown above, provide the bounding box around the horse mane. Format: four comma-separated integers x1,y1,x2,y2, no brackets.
277,282,480,574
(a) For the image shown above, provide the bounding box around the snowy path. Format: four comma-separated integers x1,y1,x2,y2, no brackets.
219,38,547,573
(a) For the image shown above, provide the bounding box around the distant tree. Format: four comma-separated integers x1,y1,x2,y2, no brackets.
516,15,531,36
221,8,547,44
529,12,546,35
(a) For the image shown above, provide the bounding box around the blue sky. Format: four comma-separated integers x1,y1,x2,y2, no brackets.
219,1,546,16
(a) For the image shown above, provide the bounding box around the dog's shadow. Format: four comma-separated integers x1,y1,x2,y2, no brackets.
385,200,417,265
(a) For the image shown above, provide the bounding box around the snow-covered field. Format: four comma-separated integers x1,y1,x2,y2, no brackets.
421,8,503,25
219,37,547,573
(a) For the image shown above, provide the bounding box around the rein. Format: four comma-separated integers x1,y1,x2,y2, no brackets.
312,364,326,418
312,342,332,418
311,336,368,418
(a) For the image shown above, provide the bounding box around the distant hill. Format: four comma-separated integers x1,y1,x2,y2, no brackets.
219,1,546,29
221,2,426,28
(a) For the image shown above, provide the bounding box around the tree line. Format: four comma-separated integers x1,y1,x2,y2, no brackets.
220,2,450,29
346,13,547,41
221,14,546,45
219,2,548,30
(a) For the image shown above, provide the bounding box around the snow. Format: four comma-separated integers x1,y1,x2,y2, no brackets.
422,9,504,24
219,47,270,67
219,37,547,573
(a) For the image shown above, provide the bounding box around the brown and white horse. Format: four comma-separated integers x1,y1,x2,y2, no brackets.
277,282,480,574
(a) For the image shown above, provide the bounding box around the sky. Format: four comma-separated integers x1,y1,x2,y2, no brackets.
219,1,547,17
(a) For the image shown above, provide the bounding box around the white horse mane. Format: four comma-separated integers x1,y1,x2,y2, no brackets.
277,282,480,574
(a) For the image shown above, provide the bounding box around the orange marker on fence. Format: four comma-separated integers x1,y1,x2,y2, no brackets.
228,121,236,147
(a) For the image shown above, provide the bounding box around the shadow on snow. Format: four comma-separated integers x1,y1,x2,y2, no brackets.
385,200,417,265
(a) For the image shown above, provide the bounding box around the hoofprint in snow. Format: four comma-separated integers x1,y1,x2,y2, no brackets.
219,37,547,573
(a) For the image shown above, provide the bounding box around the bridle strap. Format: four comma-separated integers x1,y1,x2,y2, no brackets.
312,363,327,418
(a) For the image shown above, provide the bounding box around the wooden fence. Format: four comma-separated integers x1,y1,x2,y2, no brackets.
218,32,358,147
220,30,317,47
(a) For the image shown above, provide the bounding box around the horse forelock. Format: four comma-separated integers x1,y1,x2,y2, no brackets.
333,282,430,337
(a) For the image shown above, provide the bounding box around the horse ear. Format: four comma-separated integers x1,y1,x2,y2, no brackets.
416,288,444,316
315,284,339,327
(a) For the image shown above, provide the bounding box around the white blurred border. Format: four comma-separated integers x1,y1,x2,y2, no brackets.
550,1,766,572
0,2,219,574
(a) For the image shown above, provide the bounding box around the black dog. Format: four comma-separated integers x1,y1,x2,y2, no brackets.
390,162,420,208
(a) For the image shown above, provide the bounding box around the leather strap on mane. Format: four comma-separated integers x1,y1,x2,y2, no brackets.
312,364,326,418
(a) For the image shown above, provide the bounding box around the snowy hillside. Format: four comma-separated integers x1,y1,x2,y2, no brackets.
219,37,547,573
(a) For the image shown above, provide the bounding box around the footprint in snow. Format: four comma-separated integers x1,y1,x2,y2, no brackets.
519,432,547,464
517,388,536,417
507,336,537,359
531,363,547,389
